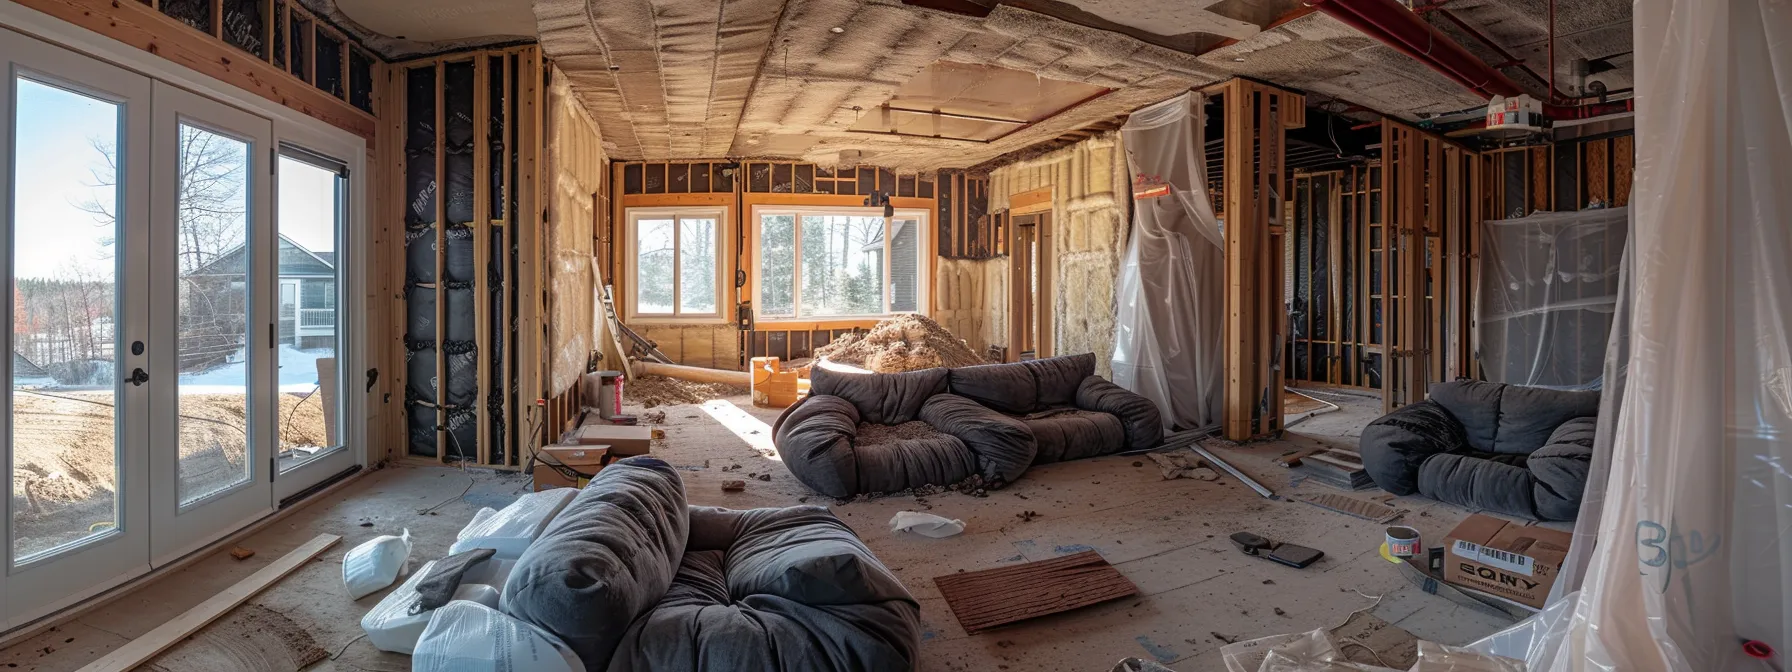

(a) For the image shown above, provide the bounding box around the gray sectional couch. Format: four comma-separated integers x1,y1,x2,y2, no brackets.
773,354,1163,498
503,456,921,671
1359,380,1599,521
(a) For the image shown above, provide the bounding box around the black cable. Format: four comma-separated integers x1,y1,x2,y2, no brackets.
17,389,247,436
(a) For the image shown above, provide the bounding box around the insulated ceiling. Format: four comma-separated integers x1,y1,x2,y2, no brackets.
532,0,1632,170
297,0,536,59
845,62,1111,142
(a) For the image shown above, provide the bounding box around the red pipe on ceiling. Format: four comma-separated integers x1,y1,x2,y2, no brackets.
1306,0,1527,101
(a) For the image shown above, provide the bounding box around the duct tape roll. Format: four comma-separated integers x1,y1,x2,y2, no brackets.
1386,525,1422,558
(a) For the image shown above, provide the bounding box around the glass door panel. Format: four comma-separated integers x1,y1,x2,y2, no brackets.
1,29,154,628
149,82,274,564
273,149,352,494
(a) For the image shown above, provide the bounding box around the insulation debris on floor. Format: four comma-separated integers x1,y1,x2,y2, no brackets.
622,374,747,408
812,314,988,372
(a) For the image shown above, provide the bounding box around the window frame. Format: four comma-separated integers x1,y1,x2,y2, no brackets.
625,206,730,323
749,204,931,323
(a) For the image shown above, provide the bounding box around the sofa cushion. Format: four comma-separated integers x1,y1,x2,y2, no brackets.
1494,386,1600,455
1021,354,1096,409
1023,409,1126,464
1075,376,1164,450
946,361,1038,415
846,423,977,496
1529,417,1597,521
1417,451,1539,519
810,366,948,425
608,507,921,672
503,456,689,670
1428,380,1505,452
918,393,1036,485
1359,400,1469,496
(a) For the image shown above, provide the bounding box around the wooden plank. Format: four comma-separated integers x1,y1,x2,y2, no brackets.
934,551,1138,634
473,57,492,465
76,534,341,672
1222,81,1253,440
1009,186,1053,215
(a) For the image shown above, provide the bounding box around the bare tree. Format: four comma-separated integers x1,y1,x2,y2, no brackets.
78,127,249,271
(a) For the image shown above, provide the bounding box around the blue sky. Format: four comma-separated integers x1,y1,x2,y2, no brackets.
12,77,340,283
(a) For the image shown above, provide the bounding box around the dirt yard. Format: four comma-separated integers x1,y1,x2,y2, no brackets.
10,389,330,558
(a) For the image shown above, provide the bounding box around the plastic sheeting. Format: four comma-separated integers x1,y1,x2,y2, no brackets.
1464,1,1792,669
1112,92,1226,430
1477,208,1627,389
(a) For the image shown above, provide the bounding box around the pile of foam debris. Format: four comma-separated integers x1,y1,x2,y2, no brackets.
813,315,988,373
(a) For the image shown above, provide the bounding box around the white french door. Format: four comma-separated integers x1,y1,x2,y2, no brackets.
1,25,156,628
0,18,359,632
147,82,275,564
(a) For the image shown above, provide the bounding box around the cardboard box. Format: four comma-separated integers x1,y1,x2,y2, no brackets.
533,454,616,492
573,425,652,456
1443,514,1572,609
541,443,608,467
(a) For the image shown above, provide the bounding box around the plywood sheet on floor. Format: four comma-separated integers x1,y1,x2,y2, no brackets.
935,550,1138,634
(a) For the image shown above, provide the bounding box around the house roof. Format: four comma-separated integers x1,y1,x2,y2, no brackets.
187,235,336,278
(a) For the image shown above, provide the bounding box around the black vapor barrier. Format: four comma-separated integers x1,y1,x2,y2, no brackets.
405,66,439,457
440,62,479,462
487,55,509,456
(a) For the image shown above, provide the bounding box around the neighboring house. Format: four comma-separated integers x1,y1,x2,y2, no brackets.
186,235,337,359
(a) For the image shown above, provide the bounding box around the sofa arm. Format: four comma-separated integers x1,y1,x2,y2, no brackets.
1359,400,1469,495
918,393,1036,486
1528,417,1596,521
772,395,862,499
1074,376,1164,450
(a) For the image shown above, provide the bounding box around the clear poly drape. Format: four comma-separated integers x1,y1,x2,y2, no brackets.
1111,93,1225,430
1469,1,1792,669
1477,208,1628,389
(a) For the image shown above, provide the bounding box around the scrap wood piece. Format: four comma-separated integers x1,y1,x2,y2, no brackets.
934,550,1138,634
1295,493,1406,523
78,534,341,672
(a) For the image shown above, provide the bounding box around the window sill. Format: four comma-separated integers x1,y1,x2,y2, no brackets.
624,316,733,327
752,313,924,327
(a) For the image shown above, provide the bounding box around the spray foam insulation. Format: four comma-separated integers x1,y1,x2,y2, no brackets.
987,132,1129,378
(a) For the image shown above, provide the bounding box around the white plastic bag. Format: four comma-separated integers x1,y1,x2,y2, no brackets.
342,529,411,600
448,488,576,559
360,559,502,654
412,601,582,672
889,511,964,538
1409,641,1525,672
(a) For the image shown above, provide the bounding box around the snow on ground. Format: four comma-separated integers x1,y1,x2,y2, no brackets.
178,345,333,394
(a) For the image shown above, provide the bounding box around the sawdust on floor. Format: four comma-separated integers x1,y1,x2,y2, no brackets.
143,603,328,672
1284,388,1331,415
813,314,987,372
624,374,748,408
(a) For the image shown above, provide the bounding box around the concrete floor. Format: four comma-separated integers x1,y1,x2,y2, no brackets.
1,387,1517,671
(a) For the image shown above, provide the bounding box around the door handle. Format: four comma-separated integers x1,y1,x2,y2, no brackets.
128,368,149,386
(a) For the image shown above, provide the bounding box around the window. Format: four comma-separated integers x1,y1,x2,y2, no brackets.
276,148,347,468
628,208,726,320
754,207,927,320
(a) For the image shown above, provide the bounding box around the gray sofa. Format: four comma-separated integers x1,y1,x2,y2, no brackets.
772,366,1035,498
503,456,921,671
773,354,1163,498
946,353,1164,464
1359,380,1598,521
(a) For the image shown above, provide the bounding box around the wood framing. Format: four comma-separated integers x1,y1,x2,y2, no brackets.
11,0,378,142
1379,120,1482,412
433,58,447,461
1207,78,1303,441
473,57,492,466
